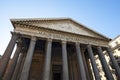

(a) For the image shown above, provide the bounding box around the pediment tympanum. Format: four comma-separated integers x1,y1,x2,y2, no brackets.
11,18,109,40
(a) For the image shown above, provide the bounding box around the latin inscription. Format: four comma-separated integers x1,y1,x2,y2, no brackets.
15,26,109,47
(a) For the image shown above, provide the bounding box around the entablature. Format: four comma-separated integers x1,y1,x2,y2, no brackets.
14,23,109,47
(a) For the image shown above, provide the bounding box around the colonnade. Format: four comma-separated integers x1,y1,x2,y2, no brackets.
0,32,120,80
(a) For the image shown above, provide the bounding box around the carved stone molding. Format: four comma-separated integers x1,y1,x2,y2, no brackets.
14,24,109,47
31,36,37,41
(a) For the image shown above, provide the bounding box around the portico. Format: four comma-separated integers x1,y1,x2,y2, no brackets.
0,18,120,80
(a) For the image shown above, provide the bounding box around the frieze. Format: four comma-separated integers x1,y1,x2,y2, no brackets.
14,25,109,47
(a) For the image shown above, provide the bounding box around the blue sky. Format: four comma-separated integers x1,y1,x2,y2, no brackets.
0,0,120,55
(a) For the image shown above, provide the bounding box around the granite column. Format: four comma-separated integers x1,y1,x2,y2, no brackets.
0,32,20,78
97,47,114,80
62,41,69,80
43,39,52,80
75,43,87,80
20,36,36,80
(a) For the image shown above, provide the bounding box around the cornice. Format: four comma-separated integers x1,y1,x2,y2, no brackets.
10,18,110,40
13,22,109,42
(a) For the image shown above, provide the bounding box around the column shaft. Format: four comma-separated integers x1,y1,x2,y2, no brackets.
17,54,26,79
106,48,120,78
11,53,24,80
86,57,94,80
82,52,91,80
43,39,52,80
3,42,22,80
20,37,36,80
87,45,101,80
69,57,74,80
75,43,87,80
0,32,19,78
62,41,69,80
97,47,114,80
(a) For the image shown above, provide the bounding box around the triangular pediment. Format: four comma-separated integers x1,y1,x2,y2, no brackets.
11,18,109,40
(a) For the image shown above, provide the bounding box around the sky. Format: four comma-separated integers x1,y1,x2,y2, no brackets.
0,0,120,55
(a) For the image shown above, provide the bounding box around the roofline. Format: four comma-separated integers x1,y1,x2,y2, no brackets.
69,18,110,40
10,17,70,22
10,17,70,28
10,18,111,40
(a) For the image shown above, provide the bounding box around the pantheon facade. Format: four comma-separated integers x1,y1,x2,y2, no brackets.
0,18,120,80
